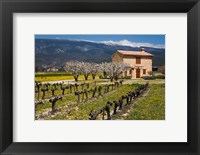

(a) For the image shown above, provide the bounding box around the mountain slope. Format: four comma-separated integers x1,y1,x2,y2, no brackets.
35,39,165,66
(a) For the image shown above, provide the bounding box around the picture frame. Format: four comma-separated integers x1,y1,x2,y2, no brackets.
0,0,199,154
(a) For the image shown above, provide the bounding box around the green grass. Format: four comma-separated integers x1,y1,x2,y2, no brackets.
126,84,165,120
124,78,165,85
35,93,77,115
78,84,140,117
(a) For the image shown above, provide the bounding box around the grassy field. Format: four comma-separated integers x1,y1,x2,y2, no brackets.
35,72,102,82
126,84,165,120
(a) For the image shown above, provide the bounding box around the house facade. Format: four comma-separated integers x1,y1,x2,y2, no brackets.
112,48,153,79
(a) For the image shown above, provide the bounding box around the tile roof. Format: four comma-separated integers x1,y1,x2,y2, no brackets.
117,50,153,57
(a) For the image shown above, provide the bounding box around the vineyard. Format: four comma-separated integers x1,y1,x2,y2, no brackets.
35,79,165,120
34,35,165,120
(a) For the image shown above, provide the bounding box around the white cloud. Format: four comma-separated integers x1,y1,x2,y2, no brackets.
53,38,165,49
100,39,165,49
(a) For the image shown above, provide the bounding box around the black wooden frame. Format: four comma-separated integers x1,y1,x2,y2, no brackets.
0,0,200,154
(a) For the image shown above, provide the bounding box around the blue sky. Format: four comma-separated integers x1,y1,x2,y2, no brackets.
35,34,165,48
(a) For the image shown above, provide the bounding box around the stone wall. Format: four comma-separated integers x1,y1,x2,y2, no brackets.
140,57,152,76
112,53,123,62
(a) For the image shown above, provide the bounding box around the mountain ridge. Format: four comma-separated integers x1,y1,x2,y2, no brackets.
35,38,165,66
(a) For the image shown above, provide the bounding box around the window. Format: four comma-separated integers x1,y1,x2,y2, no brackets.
143,69,146,74
136,57,141,64
129,69,132,74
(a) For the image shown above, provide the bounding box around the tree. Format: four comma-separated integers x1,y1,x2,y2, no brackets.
112,62,127,81
107,63,115,82
99,62,109,78
100,62,127,82
90,63,100,80
80,62,92,80
99,62,111,79
64,61,82,81
158,66,165,74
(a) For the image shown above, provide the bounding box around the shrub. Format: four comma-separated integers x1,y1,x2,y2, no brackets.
141,76,156,80
155,75,165,79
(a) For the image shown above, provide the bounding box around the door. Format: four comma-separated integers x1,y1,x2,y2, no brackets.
136,69,140,78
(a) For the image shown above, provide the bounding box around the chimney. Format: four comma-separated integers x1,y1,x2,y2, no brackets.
141,48,145,52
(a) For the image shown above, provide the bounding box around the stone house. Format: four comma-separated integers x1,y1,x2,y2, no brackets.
112,48,153,79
